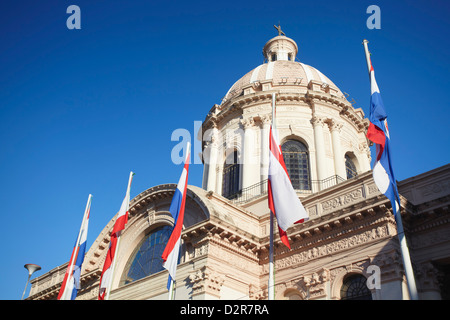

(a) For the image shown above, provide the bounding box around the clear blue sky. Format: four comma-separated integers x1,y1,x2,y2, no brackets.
1,0,448,300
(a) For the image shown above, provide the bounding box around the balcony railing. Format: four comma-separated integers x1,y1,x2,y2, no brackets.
226,175,346,204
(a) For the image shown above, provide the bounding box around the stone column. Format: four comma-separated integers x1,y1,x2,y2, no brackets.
204,128,219,192
260,115,271,183
216,158,224,195
311,115,327,185
329,119,346,180
241,117,256,190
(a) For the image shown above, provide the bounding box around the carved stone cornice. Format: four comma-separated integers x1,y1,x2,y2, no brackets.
258,195,398,271
182,219,260,263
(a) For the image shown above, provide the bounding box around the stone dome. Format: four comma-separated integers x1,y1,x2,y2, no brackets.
202,31,371,200
221,35,345,105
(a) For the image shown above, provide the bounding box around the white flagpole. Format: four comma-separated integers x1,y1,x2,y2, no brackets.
268,93,276,300
394,210,419,300
105,171,134,300
60,194,92,300
168,278,175,300
362,40,418,300
268,211,275,300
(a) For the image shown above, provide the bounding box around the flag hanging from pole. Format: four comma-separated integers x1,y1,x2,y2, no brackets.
57,194,92,300
98,172,134,300
363,40,419,300
364,44,401,217
268,94,308,249
162,142,191,291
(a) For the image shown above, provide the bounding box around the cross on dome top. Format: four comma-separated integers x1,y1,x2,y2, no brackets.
274,24,285,36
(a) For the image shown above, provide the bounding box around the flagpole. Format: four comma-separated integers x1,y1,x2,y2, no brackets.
394,210,419,300
268,211,275,300
105,171,134,300
105,233,122,301
59,194,92,300
166,141,190,301
168,278,175,300
362,40,418,300
268,92,276,300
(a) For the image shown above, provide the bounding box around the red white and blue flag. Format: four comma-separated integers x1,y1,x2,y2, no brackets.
162,142,191,290
366,54,400,216
98,172,134,300
268,98,308,249
57,194,92,300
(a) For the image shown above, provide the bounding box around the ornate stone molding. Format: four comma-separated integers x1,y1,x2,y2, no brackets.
303,268,330,299
329,119,343,132
260,205,395,274
415,262,441,294
240,117,255,129
311,114,325,127
188,266,225,298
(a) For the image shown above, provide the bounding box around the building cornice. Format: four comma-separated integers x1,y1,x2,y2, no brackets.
202,89,369,143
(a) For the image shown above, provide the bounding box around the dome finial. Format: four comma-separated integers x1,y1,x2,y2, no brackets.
273,24,285,36
263,28,297,62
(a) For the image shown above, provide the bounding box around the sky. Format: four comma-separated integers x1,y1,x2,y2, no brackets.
0,0,449,300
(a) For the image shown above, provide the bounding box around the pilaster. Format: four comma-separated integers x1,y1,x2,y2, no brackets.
329,119,346,179
311,114,327,184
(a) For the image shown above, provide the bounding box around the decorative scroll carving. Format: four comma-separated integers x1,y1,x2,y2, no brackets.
263,224,389,273
240,117,255,129
189,266,225,298
321,188,364,213
303,268,330,299
329,119,343,132
311,115,325,127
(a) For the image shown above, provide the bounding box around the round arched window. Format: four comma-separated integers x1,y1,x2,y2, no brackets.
120,225,173,286
281,140,311,190
340,274,372,300
345,154,358,179
222,151,241,199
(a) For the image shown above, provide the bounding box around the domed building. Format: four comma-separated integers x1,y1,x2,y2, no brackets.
28,31,450,300
201,33,370,201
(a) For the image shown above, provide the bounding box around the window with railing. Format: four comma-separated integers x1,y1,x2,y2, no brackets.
222,151,241,199
281,140,311,190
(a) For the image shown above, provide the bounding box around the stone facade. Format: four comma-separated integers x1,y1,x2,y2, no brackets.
27,34,450,300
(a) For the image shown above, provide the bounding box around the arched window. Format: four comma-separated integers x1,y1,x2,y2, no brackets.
340,274,372,300
120,225,173,286
222,151,241,199
345,154,358,179
281,140,311,190
284,289,302,300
